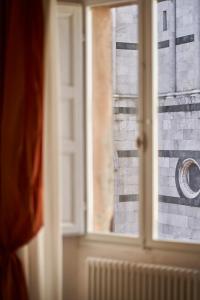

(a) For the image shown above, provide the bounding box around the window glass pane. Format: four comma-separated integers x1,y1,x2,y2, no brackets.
89,4,139,236
163,11,167,31
155,0,200,242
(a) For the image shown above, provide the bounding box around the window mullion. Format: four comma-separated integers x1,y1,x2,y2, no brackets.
138,0,146,246
142,0,157,247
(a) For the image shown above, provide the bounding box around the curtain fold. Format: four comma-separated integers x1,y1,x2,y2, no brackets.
0,0,44,299
20,0,63,299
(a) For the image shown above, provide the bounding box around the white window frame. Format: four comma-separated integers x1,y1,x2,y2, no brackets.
85,0,143,247
83,0,200,253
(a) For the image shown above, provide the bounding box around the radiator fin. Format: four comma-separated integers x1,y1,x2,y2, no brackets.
87,258,200,300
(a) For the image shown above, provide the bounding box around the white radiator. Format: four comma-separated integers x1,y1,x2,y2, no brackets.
87,257,200,300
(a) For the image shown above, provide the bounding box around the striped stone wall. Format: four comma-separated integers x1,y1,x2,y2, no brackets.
112,1,200,241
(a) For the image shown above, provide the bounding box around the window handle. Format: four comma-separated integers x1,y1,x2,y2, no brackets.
136,133,147,151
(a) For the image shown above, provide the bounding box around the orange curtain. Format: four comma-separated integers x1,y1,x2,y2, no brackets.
0,0,44,299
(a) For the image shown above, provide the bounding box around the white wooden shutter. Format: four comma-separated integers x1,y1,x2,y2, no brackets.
57,4,85,235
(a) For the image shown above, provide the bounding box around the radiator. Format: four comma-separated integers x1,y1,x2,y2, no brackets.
87,257,200,300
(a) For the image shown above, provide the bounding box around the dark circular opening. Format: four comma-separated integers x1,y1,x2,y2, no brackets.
186,163,200,193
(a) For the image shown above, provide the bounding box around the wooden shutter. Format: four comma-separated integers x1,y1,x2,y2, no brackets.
57,4,85,235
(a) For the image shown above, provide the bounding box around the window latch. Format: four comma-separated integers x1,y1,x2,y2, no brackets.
136,132,147,152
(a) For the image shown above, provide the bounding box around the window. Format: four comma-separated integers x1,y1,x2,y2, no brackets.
176,158,200,200
58,0,200,252
85,0,200,250
87,4,140,237
155,0,200,244
163,11,167,31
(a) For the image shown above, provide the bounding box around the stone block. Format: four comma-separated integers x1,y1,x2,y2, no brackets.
159,212,188,228
188,217,200,230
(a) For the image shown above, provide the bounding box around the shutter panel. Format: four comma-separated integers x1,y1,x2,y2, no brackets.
57,4,85,235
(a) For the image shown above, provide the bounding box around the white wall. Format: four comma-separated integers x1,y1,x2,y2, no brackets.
63,236,200,300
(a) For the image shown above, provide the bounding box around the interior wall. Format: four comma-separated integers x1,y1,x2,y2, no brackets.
63,237,200,300
92,7,114,232
62,238,79,300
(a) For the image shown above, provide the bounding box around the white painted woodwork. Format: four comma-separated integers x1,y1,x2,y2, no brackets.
87,257,200,300
57,4,85,235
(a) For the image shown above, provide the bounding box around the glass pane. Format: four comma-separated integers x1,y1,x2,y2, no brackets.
155,0,200,242
90,4,140,236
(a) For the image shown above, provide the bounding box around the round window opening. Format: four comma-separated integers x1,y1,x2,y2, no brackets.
176,158,200,199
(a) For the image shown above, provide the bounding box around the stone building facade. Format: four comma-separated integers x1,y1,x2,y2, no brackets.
113,0,200,241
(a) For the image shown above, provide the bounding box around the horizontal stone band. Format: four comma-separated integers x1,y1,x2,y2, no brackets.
119,194,200,207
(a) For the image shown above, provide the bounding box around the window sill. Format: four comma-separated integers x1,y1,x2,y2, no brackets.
77,232,200,254
79,232,142,247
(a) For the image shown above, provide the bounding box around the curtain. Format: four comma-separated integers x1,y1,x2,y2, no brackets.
0,0,44,299
24,0,63,299
20,0,63,299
